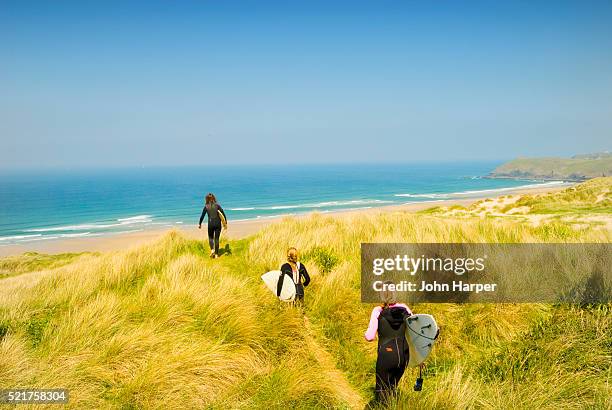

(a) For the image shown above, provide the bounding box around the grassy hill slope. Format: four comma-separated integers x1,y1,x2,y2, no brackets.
423,177,611,225
1,180,611,409
489,153,612,181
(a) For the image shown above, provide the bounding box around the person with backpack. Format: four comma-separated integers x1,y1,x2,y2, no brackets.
277,247,310,304
364,287,412,402
198,193,227,258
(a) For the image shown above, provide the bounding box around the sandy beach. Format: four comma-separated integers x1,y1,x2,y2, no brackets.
0,183,570,257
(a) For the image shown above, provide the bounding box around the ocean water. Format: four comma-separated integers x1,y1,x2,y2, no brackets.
0,162,566,246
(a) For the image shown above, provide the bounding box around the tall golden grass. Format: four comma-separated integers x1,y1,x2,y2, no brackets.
1,179,611,409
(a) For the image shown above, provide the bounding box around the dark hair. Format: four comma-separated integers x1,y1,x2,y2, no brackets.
205,193,217,205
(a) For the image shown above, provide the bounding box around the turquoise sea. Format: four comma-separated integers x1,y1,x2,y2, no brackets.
0,162,566,246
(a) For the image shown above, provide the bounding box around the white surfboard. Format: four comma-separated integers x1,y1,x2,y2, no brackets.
218,210,227,230
405,314,439,367
261,270,296,302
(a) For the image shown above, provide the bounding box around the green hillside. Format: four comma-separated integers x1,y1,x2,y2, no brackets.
489,152,611,181
1,180,611,409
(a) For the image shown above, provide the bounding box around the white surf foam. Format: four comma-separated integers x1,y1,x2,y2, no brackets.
394,193,451,199
255,213,295,219
235,199,394,211
15,235,60,243
0,234,43,242
116,215,153,222
394,181,566,199
58,232,93,238
24,215,154,233
112,229,145,235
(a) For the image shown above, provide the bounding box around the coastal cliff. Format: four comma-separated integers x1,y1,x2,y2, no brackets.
488,152,611,181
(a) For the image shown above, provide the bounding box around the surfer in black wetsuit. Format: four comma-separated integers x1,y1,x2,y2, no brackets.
364,288,412,402
198,193,227,258
277,247,310,303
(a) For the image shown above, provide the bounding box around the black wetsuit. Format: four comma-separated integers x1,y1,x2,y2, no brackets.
376,306,410,399
277,262,310,302
199,203,227,254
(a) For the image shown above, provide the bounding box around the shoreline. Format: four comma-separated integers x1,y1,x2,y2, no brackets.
483,175,589,183
0,183,570,257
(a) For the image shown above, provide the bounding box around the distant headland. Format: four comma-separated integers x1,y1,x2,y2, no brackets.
487,152,612,181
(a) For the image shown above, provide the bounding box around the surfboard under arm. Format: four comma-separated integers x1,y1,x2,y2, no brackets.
261,270,296,302
218,210,227,229
405,314,439,367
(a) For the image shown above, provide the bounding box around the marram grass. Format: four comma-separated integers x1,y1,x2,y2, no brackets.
1,179,611,409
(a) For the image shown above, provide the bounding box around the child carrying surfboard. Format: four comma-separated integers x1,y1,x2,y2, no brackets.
364,285,439,404
364,288,412,403
277,247,310,304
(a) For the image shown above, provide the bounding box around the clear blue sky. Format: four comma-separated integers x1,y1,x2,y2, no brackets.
1,1,611,169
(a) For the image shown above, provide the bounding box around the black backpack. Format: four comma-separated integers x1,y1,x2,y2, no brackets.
377,306,410,364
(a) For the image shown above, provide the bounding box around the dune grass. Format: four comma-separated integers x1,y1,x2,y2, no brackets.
508,177,611,215
1,179,611,409
0,251,91,279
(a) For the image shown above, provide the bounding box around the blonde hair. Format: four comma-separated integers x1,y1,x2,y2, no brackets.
287,247,298,262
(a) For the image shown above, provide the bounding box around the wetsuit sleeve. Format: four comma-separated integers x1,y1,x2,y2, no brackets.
277,272,284,297
365,306,382,341
218,205,227,221
301,264,310,287
199,207,208,225
277,263,291,297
